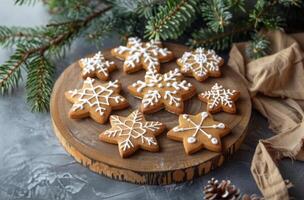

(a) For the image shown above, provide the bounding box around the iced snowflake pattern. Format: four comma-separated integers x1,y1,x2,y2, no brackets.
129,68,195,114
112,37,173,73
66,78,127,121
79,51,115,80
177,47,223,81
199,83,240,113
100,110,164,157
167,112,230,154
173,112,225,145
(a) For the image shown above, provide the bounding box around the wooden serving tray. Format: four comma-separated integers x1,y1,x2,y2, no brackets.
50,43,251,185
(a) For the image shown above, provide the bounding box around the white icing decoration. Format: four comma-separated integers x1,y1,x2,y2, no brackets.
104,110,162,151
80,51,114,78
187,136,197,144
200,111,209,118
68,78,125,116
142,90,161,108
200,83,237,109
173,112,225,144
217,123,225,129
164,91,181,106
178,47,222,79
173,126,180,132
113,37,171,71
211,137,218,144
130,69,193,109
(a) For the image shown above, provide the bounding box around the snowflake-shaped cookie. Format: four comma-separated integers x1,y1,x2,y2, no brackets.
99,110,165,158
177,47,224,81
65,77,129,124
198,83,240,114
128,68,196,114
167,112,230,154
79,51,116,81
111,37,174,73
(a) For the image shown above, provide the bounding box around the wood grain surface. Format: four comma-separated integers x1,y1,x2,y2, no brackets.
50,43,251,185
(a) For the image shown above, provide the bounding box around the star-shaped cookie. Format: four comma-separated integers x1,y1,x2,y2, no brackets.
99,110,166,158
79,51,116,81
167,112,231,154
177,47,224,81
111,37,174,73
198,83,240,114
65,77,129,124
128,68,196,114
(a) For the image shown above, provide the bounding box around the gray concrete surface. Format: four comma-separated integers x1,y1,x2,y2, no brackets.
0,1,303,199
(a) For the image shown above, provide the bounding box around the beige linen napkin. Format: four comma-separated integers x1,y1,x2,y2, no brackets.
228,30,304,200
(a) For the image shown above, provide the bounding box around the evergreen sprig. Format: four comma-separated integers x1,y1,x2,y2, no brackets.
85,16,115,47
0,4,112,111
136,0,164,18
0,44,29,94
15,0,39,6
188,25,251,50
0,26,51,47
226,0,245,12
188,0,301,51
201,0,232,33
246,33,271,60
26,54,54,112
47,0,93,19
111,0,163,18
145,0,198,40
278,0,301,7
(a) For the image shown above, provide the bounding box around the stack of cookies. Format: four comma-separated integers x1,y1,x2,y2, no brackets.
65,37,240,158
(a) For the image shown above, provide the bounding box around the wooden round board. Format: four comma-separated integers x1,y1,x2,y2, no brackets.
50,43,251,185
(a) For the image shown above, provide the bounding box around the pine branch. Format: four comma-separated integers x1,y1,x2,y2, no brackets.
0,5,112,111
278,0,301,7
248,0,300,30
226,0,246,12
246,33,271,60
2,5,112,68
15,0,39,6
85,17,115,47
189,0,301,51
46,20,82,27
188,25,251,50
145,0,198,40
249,0,283,29
201,0,232,32
0,26,52,47
0,44,31,94
47,0,99,20
136,0,164,18
111,0,162,17
108,0,164,41
26,55,54,112
111,12,145,43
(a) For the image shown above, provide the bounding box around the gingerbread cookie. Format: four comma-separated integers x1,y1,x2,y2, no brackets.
65,77,129,124
198,83,240,114
128,68,196,114
79,51,116,81
111,37,174,73
177,47,224,81
167,112,231,154
99,110,165,158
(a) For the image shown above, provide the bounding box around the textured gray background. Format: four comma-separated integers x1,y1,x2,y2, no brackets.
0,1,303,199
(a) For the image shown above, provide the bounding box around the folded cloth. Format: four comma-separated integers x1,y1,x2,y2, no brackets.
228,30,304,200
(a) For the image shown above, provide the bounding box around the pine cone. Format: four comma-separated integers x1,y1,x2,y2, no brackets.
242,194,263,200
203,178,241,200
